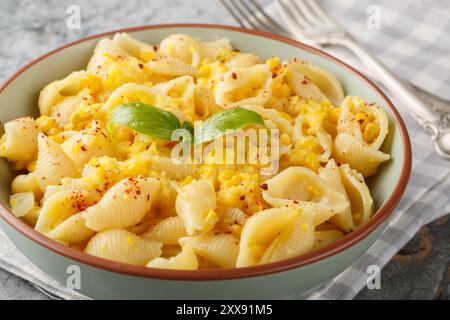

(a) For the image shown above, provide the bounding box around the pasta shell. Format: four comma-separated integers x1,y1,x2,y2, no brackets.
226,53,262,69
61,128,115,171
12,173,42,200
242,104,293,135
10,192,35,218
339,96,389,150
318,160,354,232
84,229,162,266
87,38,129,75
286,59,344,106
175,179,218,235
101,83,170,114
159,34,202,66
215,64,272,108
215,207,248,238
261,166,349,226
237,207,299,267
0,117,39,168
38,71,92,116
260,209,315,264
333,133,390,177
143,216,187,245
313,230,345,250
147,55,198,77
147,245,198,270
339,164,374,227
179,232,239,268
47,212,95,245
34,133,80,191
151,155,198,180
83,177,160,231
35,189,99,234
113,32,156,60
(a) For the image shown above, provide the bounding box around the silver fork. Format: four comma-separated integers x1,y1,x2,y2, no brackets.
220,0,450,159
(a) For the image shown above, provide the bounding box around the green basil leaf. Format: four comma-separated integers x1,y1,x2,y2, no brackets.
194,107,265,144
181,121,194,140
108,102,181,141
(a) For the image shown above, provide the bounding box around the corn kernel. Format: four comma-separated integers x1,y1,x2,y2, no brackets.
265,57,281,73
363,123,380,143
126,236,136,245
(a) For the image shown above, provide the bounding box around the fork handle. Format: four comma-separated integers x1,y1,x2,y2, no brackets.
331,37,445,138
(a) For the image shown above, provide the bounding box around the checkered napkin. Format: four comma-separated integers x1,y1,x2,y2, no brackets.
316,0,450,101
1,0,450,300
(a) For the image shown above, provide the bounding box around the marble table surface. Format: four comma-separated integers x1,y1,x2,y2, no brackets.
0,0,448,300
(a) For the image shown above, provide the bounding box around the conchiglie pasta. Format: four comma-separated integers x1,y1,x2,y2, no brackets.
215,207,248,238
101,83,170,114
286,59,344,106
175,179,218,235
113,32,156,61
147,245,198,270
151,155,198,180
339,164,374,227
333,133,390,177
12,173,42,199
83,177,160,231
261,166,349,226
159,34,202,66
318,160,354,232
38,71,95,116
61,128,115,171
84,229,162,265
215,64,272,108
260,209,315,264
179,232,239,268
313,230,345,250
34,133,80,191
147,55,198,77
143,216,187,245
237,207,299,267
0,117,39,168
47,212,95,245
35,189,99,234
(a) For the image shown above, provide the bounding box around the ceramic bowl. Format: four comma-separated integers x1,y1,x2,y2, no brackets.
0,24,411,299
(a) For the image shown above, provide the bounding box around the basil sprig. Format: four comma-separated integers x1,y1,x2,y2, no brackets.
108,102,265,144
193,107,265,144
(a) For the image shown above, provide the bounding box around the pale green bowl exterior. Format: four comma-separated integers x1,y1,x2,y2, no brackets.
0,25,409,299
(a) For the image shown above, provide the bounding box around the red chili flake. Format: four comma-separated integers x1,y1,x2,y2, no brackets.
293,200,299,204
80,146,87,151
147,195,150,201
239,195,246,201
138,63,144,69
260,183,268,190
136,189,141,195
231,72,237,80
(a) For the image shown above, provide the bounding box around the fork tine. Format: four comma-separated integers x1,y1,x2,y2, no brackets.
246,0,286,32
303,0,336,24
275,0,309,36
220,0,253,29
293,0,321,25
235,0,272,30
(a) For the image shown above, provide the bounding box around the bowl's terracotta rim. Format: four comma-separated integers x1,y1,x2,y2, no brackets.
0,23,412,281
